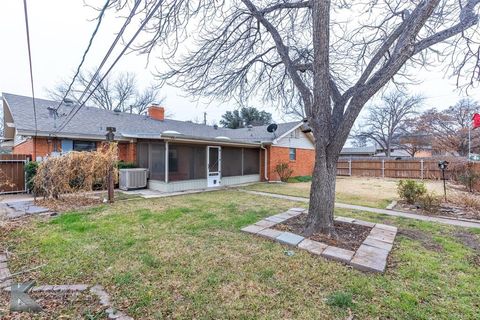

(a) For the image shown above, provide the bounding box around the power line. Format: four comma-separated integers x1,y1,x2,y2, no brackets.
22,0,38,158
54,0,162,134
54,0,141,128
54,0,111,112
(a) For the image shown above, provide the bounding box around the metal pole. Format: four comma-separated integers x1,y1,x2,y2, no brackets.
468,123,471,161
382,159,385,178
442,168,447,202
420,159,424,179
165,141,169,183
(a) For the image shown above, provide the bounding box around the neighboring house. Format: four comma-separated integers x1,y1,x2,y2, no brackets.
340,145,431,159
2,93,315,192
340,146,377,158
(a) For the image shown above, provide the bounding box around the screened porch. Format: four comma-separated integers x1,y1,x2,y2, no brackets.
136,141,261,192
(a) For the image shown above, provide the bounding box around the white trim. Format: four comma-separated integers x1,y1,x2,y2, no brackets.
272,122,305,144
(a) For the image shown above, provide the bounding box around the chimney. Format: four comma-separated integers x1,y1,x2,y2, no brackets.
148,104,165,121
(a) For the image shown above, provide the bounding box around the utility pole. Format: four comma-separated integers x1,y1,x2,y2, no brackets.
203,112,207,125
106,127,116,203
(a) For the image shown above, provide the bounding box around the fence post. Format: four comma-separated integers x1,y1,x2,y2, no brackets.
382,159,385,178
348,159,352,176
420,159,424,179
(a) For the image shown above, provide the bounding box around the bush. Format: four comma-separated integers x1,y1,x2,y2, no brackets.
397,179,427,204
448,160,480,193
34,143,118,199
25,161,38,192
274,162,294,182
117,161,136,169
418,192,441,212
288,175,312,183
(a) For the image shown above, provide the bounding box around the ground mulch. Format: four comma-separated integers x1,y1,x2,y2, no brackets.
0,290,106,319
35,196,102,213
273,213,371,251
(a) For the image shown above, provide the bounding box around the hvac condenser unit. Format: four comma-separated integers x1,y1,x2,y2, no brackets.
119,168,148,190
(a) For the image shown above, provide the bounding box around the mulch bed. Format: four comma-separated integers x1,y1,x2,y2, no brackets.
273,213,371,251
35,196,102,213
395,201,480,221
0,290,106,319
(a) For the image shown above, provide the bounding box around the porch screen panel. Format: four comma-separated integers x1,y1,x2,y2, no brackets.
243,148,260,175
222,147,242,177
149,143,165,180
169,144,206,181
136,143,149,169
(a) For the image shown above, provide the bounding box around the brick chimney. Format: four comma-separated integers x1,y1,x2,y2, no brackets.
148,104,165,121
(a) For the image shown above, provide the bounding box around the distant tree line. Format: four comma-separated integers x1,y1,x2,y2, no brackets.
220,107,272,129
353,92,480,157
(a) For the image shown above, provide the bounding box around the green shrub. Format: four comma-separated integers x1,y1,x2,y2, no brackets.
288,175,312,183
117,161,136,169
326,291,355,309
397,179,427,204
24,161,38,192
274,162,294,182
418,192,440,212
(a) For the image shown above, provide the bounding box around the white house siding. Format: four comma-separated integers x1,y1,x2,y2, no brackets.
148,174,260,193
275,129,314,149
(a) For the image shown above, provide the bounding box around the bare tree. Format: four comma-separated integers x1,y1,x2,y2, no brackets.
50,71,164,114
103,0,480,236
353,91,423,157
397,117,432,157
418,99,480,156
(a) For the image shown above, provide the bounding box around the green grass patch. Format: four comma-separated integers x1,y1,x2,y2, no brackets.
3,190,480,319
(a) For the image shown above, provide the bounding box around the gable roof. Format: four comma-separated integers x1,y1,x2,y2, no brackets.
3,93,300,145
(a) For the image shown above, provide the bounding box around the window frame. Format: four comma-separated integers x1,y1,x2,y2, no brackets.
289,148,296,161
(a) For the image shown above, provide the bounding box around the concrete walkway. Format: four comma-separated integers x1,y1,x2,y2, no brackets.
239,189,480,229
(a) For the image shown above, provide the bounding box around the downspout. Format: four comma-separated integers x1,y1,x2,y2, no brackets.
261,143,269,181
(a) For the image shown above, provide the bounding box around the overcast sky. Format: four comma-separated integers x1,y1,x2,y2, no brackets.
1,1,479,126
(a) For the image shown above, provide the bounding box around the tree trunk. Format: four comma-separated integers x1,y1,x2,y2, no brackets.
304,143,338,237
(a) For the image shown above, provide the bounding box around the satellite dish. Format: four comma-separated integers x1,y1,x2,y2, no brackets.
267,123,278,133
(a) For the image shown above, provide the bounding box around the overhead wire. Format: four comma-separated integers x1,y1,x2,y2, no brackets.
54,0,161,134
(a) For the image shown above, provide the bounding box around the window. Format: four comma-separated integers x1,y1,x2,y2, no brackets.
73,140,96,152
243,148,260,175
222,147,242,177
289,148,296,161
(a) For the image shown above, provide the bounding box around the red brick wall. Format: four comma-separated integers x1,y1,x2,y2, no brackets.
14,138,137,163
13,137,60,159
265,146,315,181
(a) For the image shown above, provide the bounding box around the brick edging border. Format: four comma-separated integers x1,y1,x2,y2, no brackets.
241,208,397,273
0,253,133,319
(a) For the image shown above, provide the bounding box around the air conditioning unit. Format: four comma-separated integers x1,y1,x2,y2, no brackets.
119,168,148,191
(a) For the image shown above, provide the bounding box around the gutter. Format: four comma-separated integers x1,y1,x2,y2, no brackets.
261,142,269,181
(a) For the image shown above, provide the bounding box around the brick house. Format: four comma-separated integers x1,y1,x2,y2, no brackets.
2,93,315,191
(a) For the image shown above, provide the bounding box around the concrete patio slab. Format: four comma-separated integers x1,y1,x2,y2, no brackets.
352,219,376,228
276,232,305,246
369,228,397,244
265,216,286,223
350,244,389,273
375,223,398,232
298,239,328,255
257,228,283,239
363,236,393,251
321,246,355,263
254,220,278,228
241,225,266,234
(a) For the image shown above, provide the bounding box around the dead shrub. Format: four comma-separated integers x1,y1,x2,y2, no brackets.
449,192,480,211
33,143,118,199
274,162,294,182
448,159,480,192
418,192,441,213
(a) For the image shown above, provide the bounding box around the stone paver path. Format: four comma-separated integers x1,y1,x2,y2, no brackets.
239,189,480,229
242,208,397,273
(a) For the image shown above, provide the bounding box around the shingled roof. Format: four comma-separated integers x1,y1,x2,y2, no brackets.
3,93,301,145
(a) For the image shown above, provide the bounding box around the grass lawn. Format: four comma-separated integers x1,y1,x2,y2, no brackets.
243,176,448,208
2,190,480,319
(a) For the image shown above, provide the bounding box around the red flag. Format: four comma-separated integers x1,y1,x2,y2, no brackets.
473,113,480,129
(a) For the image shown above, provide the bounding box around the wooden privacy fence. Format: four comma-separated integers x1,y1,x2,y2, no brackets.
0,154,30,194
337,159,480,179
